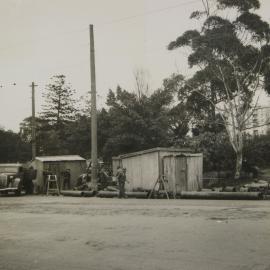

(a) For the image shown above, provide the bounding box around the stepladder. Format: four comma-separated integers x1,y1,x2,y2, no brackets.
46,174,60,196
148,174,171,199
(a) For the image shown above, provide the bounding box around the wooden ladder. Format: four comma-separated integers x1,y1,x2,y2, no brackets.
46,174,60,196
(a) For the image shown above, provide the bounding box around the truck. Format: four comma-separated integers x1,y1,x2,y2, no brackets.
0,163,23,196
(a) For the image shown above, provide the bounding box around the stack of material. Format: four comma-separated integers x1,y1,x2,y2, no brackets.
82,190,95,197
61,190,83,197
180,191,263,200
61,190,95,197
243,180,269,193
97,191,118,198
97,191,148,198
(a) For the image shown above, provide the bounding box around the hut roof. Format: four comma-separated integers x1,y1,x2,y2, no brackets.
35,155,85,162
118,147,192,159
164,153,203,158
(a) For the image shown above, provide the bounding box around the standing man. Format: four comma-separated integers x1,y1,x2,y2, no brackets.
116,166,127,198
98,166,109,190
62,169,71,190
23,166,36,194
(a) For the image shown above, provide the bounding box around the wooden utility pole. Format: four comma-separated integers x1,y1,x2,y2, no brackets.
31,82,37,160
89,24,98,191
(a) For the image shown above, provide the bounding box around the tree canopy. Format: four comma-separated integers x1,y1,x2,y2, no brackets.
168,0,270,178
0,128,31,163
101,85,180,158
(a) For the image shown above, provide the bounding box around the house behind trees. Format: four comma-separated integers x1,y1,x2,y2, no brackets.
244,106,270,137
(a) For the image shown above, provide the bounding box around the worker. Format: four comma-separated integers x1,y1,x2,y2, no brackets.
116,166,127,198
74,174,91,191
62,169,71,190
23,166,36,194
98,166,109,190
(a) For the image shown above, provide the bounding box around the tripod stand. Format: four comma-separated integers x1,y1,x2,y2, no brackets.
148,174,170,199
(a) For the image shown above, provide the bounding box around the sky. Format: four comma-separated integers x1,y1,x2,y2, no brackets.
0,0,270,131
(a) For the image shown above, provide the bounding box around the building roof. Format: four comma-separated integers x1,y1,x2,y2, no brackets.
117,147,192,159
35,155,85,162
164,153,203,158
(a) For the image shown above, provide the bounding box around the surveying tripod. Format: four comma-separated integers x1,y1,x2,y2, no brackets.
148,174,171,199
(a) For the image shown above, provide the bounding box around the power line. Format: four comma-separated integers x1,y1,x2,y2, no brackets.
0,0,201,52
0,1,205,87
97,0,201,27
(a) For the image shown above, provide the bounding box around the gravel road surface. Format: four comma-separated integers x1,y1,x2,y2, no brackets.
0,196,269,270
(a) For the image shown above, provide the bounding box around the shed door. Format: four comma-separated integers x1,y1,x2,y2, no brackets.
163,156,175,193
175,157,187,192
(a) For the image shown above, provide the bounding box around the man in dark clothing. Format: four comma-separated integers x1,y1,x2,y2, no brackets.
23,166,36,194
62,169,71,190
116,166,127,198
74,174,91,191
98,166,109,190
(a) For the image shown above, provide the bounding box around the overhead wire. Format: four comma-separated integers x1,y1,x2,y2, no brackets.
0,0,201,52
96,0,201,27
0,0,203,87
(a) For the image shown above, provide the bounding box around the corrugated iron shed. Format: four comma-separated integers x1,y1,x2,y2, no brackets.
113,147,200,192
32,155,86,193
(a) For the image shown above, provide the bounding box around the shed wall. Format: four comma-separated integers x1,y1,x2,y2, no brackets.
122,151,159,191
175,157,188,192
163,156,176,192
186,156,203,191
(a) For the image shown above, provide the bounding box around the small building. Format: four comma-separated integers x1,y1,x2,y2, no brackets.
31,155,86,192
112,147,202,192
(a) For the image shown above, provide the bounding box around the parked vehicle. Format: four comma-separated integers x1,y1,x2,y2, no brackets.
0,164,23,196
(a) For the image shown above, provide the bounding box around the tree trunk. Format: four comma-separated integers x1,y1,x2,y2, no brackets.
234,150,243,180
225,128,244,181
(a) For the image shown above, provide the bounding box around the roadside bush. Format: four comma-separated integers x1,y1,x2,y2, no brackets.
243,134,270,168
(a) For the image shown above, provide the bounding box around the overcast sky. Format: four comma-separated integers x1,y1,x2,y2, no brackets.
1,0,270,131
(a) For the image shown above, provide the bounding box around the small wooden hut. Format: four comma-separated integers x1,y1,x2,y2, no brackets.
31,155,86,192
112,147,202,192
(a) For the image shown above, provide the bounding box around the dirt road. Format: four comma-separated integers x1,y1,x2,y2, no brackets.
0,196,269,270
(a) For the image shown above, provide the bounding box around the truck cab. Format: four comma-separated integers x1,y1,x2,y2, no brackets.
0,164,23,196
